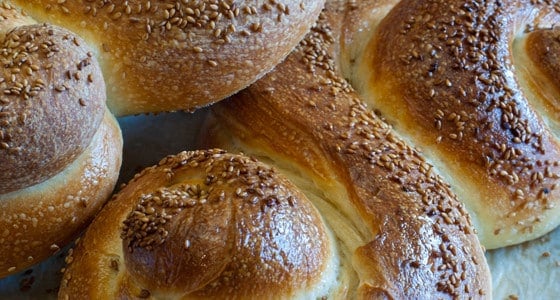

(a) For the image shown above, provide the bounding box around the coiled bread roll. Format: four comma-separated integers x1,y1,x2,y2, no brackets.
58,149,490,299
347,0,560,249
210,0,560,250
0,0,324,281
9,0,325,116
59,150,337,299
0,3,122,278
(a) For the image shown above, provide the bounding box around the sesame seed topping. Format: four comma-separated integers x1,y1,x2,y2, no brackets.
0,21,105,193
365,0,560,240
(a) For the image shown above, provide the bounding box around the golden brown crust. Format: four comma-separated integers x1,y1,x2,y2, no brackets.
527,28,560,90
0,21,106,194
352,0,560,248
11,0,325,116
524,27,560,126
0,2,122,279
59,150,336,299
0,110,122,278
202,3,491,298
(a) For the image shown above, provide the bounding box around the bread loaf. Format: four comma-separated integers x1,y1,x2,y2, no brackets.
10,0,325,116
0,0,324,280
58,149,490,298
7,0,560,297
346,0,560,249
57,2,496,298
209,0,560,250
0,3,122,278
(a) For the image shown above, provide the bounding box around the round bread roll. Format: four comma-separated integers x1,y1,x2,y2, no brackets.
10,0,326,116
58,150,342,299
209,0,560,250
0,3,122,277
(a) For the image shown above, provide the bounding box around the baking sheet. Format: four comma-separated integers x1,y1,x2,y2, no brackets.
0,110,558,299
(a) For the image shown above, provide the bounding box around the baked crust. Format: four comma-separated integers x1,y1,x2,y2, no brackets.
202,2,491,298
350,0,560,248
0,21,106,194
0,3,122,278
0,110,122,278
11,0,326,116
521,27,560,132
58,150,338,299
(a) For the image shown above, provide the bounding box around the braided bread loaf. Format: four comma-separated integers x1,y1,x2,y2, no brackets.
57,1,496,298
6,0,560,297
344,0,560,249
208,0,560,250
58,149,490,298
